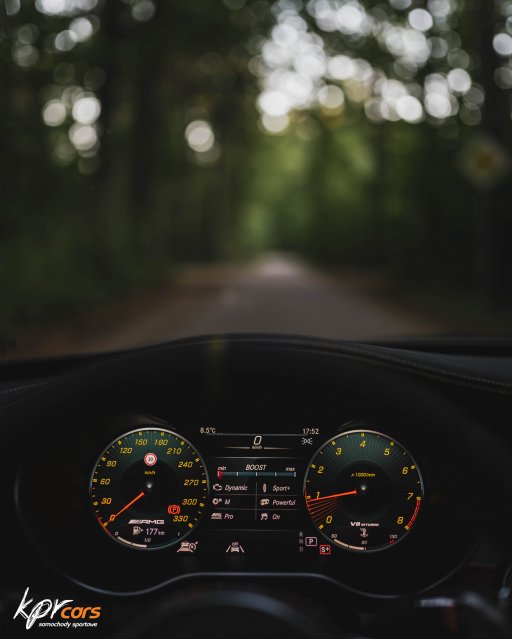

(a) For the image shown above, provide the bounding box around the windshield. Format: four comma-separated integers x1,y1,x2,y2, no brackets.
1,0,511,360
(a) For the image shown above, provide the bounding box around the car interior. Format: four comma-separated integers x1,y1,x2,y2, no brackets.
2,334,512,637
3,0,512,637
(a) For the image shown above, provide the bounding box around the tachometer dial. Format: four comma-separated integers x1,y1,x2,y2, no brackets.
90,427,208,550
304,429,423,552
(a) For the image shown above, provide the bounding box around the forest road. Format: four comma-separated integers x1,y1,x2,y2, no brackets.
13,254,442,358
154,253,439,341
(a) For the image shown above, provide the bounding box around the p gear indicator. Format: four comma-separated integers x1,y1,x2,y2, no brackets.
90,427,209,550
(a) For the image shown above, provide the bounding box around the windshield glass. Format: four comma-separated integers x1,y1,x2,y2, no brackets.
1,0,511,360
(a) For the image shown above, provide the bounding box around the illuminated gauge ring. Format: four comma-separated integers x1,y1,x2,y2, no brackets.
304,429,424,552
90,427,209,550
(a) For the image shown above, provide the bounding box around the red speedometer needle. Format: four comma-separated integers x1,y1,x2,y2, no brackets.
308,490,357,503
106,491,145,525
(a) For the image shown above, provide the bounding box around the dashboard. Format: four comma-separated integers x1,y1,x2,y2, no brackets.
3,335,512,637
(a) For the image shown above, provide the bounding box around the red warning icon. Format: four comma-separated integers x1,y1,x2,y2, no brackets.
144,453,157,466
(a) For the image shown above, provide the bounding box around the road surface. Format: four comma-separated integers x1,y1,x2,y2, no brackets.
12,254,441,359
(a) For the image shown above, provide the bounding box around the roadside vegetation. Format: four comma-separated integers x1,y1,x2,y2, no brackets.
1,0,512,337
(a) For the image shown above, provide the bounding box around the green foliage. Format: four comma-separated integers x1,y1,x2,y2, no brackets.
1,0,512,339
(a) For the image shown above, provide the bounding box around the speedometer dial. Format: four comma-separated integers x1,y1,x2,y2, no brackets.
90,427,208,550
304,429,423,552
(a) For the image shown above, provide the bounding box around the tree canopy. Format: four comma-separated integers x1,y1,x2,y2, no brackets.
1,0,512,336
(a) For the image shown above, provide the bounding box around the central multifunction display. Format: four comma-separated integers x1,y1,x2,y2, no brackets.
200,427,303,530
208,458,299,528
89,424,424,555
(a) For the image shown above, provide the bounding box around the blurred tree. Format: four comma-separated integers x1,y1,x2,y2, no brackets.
252,0,512,304
1,0,512,338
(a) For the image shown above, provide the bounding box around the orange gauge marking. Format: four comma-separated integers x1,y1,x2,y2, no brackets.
106,491,145,526
307,490,357,503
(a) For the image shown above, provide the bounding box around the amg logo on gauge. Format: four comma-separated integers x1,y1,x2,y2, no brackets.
89,427,209,549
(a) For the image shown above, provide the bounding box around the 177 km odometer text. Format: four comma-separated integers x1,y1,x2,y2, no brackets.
90,427,209,550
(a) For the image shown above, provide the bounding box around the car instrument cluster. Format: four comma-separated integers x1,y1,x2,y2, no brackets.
9,337,512,638
17,408,477,597
89,423,424,556
11,337,510,604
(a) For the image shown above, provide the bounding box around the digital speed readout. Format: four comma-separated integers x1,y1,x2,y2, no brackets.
89,425,424,554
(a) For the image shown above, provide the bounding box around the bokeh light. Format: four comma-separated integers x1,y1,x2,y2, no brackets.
493,33,512,57
408,9,433,32
69,123,98,152
131,0,156,23
395,95,423,123
185,120,215,153
72,94,101,125
12,43,39,67
261,114,290,134
42,100,67,126
253,0,470,129
69,17,94,42
54,30,77,52
318,85,345,112
35,0,98,16
447,68,471,94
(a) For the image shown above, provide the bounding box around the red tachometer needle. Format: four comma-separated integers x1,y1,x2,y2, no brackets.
106,491,145,525
308,489,357,503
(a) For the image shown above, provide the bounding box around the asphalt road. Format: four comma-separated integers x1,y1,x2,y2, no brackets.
13,254,440,359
